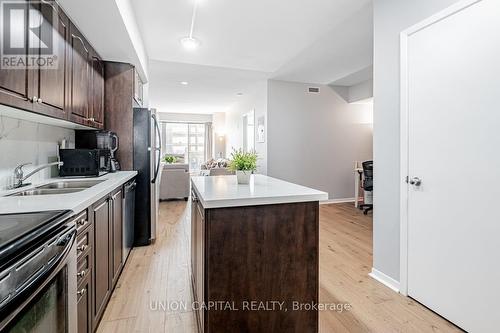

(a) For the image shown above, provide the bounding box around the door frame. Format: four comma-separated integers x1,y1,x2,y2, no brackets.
398,0,482,296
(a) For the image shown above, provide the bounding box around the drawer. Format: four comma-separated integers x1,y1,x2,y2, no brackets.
76,224,93,260
72,210,90,235
77,252,91,287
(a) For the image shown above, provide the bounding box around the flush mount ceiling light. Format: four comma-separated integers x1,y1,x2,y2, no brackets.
180,37,200,50
180,81,189,85
236,92,244,96
181,0,201,50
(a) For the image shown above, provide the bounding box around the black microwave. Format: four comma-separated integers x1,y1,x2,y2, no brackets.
59,149,110,177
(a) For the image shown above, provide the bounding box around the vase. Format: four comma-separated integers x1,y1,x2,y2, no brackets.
236,170,251,184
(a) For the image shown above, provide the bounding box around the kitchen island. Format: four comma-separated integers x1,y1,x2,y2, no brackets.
190,174,328,333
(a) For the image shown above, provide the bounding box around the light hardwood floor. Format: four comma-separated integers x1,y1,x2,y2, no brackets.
97,201,462,333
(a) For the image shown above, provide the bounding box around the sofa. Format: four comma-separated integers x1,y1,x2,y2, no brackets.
159,163,190,200
200,158,235,176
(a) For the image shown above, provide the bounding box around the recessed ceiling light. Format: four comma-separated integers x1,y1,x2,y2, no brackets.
236,93,244,96
181,81,189,85
180,37,200,50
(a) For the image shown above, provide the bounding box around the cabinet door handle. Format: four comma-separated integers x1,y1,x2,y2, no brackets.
77,244,87,253
71,34,89,53
77,288,86,296
77,219,87,226
77,270,86,278
37,98,43,103
32,96,38,103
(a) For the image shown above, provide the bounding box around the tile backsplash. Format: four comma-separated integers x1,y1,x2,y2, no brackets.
0,115,75,190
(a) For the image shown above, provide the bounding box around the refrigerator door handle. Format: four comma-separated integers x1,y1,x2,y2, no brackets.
151,113,162,184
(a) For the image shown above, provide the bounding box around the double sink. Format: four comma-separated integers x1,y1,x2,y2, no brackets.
11,180,104,196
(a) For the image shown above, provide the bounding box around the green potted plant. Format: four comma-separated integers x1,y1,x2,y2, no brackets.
228,148,258,184
163,155,177,164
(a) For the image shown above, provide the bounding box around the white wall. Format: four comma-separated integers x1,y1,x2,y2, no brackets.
331,79,373,104
115,0,149,81
0,115,75,191
225,81,268,174
349,79,373,103
373,0,461,281
267,80,373,199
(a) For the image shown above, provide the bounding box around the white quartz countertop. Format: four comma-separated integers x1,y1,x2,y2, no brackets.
0,171,137,215
191,174,328,209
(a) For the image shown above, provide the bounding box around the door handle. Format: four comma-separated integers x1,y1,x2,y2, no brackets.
409,177,422,186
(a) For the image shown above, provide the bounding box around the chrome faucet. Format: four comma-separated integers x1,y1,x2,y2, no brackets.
11,161,64,189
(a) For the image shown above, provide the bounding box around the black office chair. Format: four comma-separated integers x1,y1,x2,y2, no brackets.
359,160,373,215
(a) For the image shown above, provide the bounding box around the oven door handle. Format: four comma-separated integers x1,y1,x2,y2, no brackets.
12,228,77,305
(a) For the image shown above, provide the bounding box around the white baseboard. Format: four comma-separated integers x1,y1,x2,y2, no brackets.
320,197,358,205
369,268,400,293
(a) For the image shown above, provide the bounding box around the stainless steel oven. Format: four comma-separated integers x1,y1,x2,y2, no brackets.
0,211,77,332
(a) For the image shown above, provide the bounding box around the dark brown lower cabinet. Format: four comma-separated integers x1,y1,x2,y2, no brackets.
191,187,319,333
110,188,123,287
72,182,130,333
91,197,111,331
76,210,93,333
77,272,92,333
191,193,205,330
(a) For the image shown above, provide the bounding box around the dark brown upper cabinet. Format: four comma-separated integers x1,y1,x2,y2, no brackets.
31,1,71,120
0,1,73,120
68,22,91,126
0,1,107,130
90,51,104,129
133,69,143,107
0,1,35,112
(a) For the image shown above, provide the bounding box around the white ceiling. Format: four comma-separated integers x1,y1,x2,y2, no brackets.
149,60,268,114
59,0,374,114
272,3,373,85
134,0,372,73
135,0,374,114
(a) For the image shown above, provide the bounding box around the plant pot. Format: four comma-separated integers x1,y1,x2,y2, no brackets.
236,170,252,184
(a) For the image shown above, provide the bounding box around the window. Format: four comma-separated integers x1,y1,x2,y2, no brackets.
161,122,207,171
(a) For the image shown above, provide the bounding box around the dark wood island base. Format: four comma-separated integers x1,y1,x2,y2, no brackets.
191,188,319,333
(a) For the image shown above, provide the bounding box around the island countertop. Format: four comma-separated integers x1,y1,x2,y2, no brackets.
191,174,328,209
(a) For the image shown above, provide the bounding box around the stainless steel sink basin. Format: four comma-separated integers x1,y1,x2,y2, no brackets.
11,188,85,196
37,180,104,190
9,179,104,196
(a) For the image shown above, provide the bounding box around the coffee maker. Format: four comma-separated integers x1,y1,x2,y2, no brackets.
75,130,121,172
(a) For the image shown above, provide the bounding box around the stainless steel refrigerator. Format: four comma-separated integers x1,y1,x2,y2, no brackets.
133,108,162,246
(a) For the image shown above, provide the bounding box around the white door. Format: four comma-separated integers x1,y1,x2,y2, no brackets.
405,1,500,332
